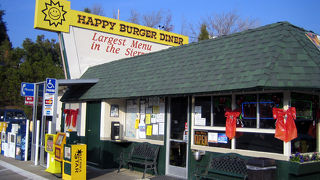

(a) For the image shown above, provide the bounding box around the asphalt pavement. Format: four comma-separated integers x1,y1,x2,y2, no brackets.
0,155,158,180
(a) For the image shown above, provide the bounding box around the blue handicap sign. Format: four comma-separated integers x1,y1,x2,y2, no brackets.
46,78,56,94
21,83,35,96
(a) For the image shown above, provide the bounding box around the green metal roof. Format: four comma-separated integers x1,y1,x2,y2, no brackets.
65,22,320,101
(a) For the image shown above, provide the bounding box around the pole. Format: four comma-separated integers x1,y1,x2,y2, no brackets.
35,120,40,166
24,119,30,161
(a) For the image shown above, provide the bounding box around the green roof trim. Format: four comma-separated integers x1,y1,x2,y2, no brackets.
63,22,320,101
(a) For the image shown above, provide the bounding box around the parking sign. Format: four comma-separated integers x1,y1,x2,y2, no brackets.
46,78,56,94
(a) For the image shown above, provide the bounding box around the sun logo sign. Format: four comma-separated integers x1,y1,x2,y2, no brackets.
42,0,67,27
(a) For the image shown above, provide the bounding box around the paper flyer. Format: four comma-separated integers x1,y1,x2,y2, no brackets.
146,125,152,136
153,124,159,135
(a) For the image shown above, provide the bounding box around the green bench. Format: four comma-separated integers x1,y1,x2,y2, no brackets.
118,142,159,179
194,153,248,180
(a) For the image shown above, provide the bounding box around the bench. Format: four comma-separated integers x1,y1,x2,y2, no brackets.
194,153,248,180
118,142,159,179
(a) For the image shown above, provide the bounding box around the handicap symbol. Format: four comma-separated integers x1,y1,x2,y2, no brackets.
47,79,54,89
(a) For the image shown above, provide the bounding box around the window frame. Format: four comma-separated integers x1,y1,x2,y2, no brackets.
191,91,291,160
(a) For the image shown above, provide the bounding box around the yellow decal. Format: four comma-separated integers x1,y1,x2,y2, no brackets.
34,0,188,46
34,0,71,32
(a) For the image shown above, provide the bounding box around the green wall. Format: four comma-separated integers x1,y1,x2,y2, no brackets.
80,136,167,175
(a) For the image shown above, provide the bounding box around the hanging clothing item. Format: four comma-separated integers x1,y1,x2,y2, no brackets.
64,109,72,127
273,107,297,142
71,109,79,128
225,110,241,140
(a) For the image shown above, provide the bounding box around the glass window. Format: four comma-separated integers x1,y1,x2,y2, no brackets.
195,96,211,126
236,93,283,129
208,131,231,148
236,132,283,153
194,96,232,127
291,93,318,153
259,93,283,129
213,96,231,126
237,94,257,128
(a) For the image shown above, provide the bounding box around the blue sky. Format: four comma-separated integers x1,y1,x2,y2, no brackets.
1,0,319,48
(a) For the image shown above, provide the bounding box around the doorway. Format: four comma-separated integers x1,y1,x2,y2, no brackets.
86,101,101,166
166,97,189,179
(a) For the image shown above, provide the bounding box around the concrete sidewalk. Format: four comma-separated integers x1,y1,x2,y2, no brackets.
0,155,158,180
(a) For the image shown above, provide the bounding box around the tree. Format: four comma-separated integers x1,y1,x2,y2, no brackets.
0,10,10,45
206,10,259,37
19,35,64,83
189,10,259,42
83,4,104,16
128,10,140,24
83,8,91,14
198,24,210,41
142,10,162,28
128,10,174,32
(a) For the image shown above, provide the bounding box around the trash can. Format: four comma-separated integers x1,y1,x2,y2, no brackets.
246,157,276,180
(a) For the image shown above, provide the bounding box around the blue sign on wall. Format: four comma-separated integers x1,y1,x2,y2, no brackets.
21,83,35,97
46,78,56,94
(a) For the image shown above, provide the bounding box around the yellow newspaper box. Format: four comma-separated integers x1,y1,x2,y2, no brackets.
0,122,8,152
54,132,66,162
45,134,61,174
62,144,86,180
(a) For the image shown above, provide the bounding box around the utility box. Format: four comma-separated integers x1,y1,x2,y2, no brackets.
62,144,86,180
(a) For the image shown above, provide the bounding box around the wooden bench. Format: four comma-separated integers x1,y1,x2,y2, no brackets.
194,153,248,180
118,142,159,179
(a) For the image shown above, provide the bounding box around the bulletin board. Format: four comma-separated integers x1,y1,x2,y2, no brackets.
125,99,138,138
125,97,165,141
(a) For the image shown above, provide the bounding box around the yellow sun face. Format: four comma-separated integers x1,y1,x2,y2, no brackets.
42,0,66,27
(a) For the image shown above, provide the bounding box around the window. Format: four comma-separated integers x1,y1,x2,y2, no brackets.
236,132,283,153
236,93,283,129
193,93,285,154
291,93,318,153
195,96,211,126
194,95,231,127
213,96,231,126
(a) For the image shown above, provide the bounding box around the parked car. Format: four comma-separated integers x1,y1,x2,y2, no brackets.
0,109,27,124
